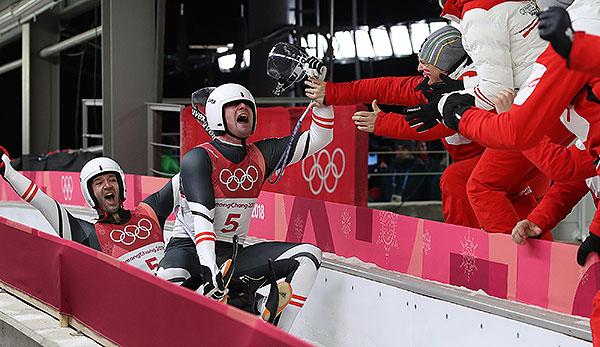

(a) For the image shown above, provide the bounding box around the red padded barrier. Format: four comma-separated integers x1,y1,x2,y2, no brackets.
0,216,311,347
180,104,369,206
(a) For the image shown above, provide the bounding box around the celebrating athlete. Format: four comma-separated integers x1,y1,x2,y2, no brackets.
0,149,179,273
156,79,333,331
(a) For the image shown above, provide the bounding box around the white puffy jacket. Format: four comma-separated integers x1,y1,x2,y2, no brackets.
443,0,548,110
568,0,600,34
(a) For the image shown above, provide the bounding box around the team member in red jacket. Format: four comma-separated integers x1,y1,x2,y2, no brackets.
306,26,549,229
434,0,600,262
403,0,577,235
538,5,600,76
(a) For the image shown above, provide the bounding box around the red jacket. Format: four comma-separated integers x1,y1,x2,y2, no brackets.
325,76,485,162
458,45,600,234
570,32,600,77
527,179,592,231
458,46,600,155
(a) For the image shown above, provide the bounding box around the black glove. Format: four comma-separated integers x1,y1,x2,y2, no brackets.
201,265,227,301
430,74,465,95
439,93,476,131
577,233,600,266
402,96,442,133
538,7,574,60
304,56,327,81
415,77,435,101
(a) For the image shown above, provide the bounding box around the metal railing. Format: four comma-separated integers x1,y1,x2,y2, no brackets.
81,98,102,149
367,149,449,178
146,102,183,177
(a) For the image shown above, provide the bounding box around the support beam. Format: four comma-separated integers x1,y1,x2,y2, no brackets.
0,59,21,76
102,0,158,174
39,26,101,58
21,22,30,154
21,9,60,155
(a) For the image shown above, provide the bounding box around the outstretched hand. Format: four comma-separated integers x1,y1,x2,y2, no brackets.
491,89,517,113
511,219,542,245
401,97,442,133
305,77,327,106
352,100,381,133
304,57,327,81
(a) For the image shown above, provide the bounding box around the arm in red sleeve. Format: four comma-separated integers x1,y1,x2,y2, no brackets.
458,47,590,150
374,111,456,141
569,32,600,77
523,137,597,182
527,179,590,231
326,76,426,106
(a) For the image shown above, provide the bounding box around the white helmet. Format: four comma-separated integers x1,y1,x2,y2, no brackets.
205,83,257,135
79,157,126,208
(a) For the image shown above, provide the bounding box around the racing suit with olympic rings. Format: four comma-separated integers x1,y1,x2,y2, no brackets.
0,152,179,273
156,105,334,332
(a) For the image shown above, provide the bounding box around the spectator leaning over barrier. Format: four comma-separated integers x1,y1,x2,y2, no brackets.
538,5,600,346
427,0,600,262
538,5,600,76
0,148,179,273
399,0,581,238
305,25,549,230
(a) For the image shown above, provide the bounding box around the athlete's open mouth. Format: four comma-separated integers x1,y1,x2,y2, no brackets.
104,192,115,202
236,113,249,124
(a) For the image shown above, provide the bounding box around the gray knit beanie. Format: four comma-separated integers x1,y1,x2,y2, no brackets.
418,26,466,72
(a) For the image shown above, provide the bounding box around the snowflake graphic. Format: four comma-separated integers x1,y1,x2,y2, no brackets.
578,264,591,286
376,211,399,257
422,229,431,256
341,209,352,239
294,216,304,241
460,230,478,282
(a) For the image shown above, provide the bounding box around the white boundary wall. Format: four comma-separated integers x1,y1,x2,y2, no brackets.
292,267,590,347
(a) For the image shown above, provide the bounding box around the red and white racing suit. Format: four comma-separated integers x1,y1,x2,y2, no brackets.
157,105,334,332
0,153,179,273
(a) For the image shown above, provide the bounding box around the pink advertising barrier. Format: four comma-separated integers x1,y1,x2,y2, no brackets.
249,191,600,318
0,216,311,346
1,171,598,318
180,104,369,206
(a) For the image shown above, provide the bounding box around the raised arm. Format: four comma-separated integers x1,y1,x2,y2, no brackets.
257,103,334,177
569,32,600,76
314,76,428,107
455,48,589,150
142,173,180,228
0,150,76,240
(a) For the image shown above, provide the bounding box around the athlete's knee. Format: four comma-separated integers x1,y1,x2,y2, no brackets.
155,267,191,285
295,243,322,268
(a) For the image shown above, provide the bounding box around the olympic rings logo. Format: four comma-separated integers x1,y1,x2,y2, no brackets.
219,166,259,191
302,148,345,195
110,218,152,246
61,175,73,201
